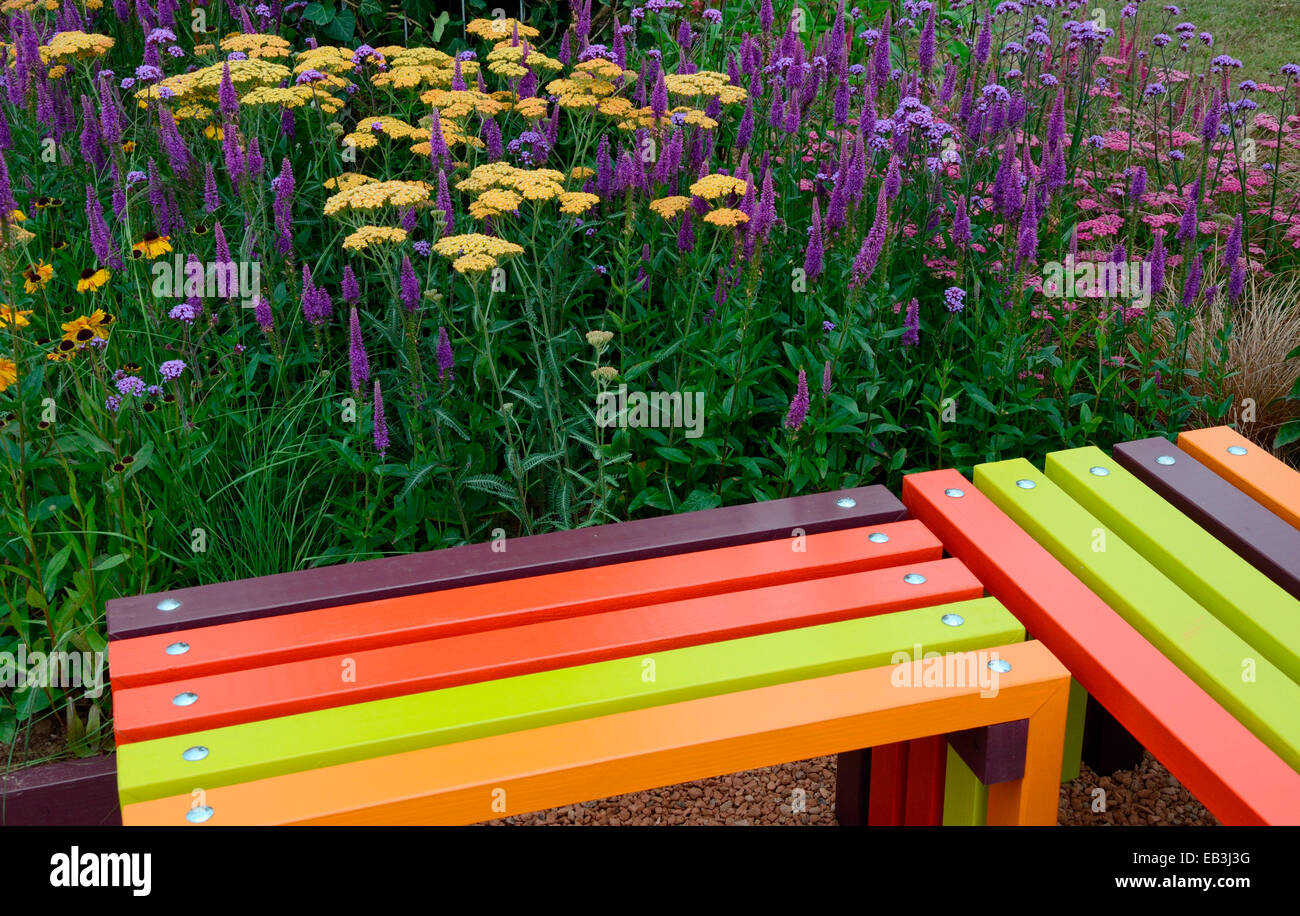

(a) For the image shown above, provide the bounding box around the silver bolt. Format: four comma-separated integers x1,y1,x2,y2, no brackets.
186,805,214,824
836,497,857,508
182,746,209,762
1155,455,1176,466
988,659,1012,673
156,598,182,612
172,691,198,707
943,488,965,498
867,532,890,543
1016,479,1037,489
903,573,927,585
164,641,190,656
1089,466,1110,477
940,613,965,627
1227,445,1248,456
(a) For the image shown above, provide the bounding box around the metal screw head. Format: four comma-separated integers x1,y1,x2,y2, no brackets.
182,746,209,762
164,641,190,656
867,532,890,544
1155,455,1176,466
1089,466,1110,477
988,659,1012,673
1015,479,1037,489
156,598,182,612
940,613,965,627
186,805,214,824
903,573,927,585
1227,445,1248,456
943,488,965,498
836,496,857,508
172,691,199,707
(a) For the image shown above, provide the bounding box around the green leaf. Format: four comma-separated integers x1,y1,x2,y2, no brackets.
653,446,691,464
432,10,450,42
1274,420,1300,450
322,8,356,40
301,2,333,24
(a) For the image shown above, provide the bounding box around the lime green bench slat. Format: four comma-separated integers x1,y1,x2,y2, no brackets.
1046,447,1300,686
117,597,1023,805
974,459,1300,772
941,745,987,826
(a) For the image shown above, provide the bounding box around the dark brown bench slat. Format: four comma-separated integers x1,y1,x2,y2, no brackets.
107,486,906,639
0,756,121,826
1113,437,1300,601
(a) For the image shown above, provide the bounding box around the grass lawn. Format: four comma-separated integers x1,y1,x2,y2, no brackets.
1102,0,1300,78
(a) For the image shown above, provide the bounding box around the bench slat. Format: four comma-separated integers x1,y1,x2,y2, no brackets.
1176,426,1300,530
1114,437,1300,600
903,468,1300,825
109,521,940,688
106,486,907,639
113,557,983,743
116,597,1021,804
1045,447,1300,685
974,459,1300,772
120,640,1068,826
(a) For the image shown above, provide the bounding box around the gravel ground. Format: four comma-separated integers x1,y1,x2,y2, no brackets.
484,751,1217,826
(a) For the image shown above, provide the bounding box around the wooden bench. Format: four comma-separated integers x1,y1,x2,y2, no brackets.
903,426,1300,825
105,486,1071,826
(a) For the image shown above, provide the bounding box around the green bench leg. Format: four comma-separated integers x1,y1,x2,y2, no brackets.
1061,678,1088,782
941,745,987,826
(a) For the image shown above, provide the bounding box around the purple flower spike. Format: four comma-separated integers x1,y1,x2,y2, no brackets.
349,307,370,394
784,369,810,432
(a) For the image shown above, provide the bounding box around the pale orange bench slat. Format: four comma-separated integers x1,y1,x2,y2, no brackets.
1177,426,1300,530
121,640,1069,826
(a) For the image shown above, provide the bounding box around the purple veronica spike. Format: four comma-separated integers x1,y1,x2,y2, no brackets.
1201,90,1221,143
952,196,971,249
804,198,825,280
1183,250,1203,306
204,161,220,213
343,265,360,305
428,108,452,171
918,4,936,74
902,298,920,346
850,190,889,288
245,136,264,179
85,185,116,267
1150,231,1166,297
218,62,238,120
975,15,992,66
784,369,809,432
436,169,453,237
79,95,105,169
158,106,192,176
677,211,696,254
1176,180,1200,245
372,380,389,456
273,156,294,254
400,254,420,313
436,326,454,384
1129,165,1147,202
349,307,370,393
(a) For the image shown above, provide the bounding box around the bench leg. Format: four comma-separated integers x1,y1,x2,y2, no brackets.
903,735,947,825
941,745,987,825
866,742,908,825
834,749,870,826
986,678,1071,825
1060,678,1088,782
1081,694,1146,775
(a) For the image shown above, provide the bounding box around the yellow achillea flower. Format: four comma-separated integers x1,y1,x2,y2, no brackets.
487,42,562,76
421,88,506,119
0,222,34,249
204,124,224,141
468,188,523,219
591,366,618,382
173,103,214,121
0,356,16,392
193,43,216,56
371,65,446,90
135,58,290,106
689,174,748,200
342,225,408,252
649,196,692,219
0,304,33,328
240,86,315,108
616,105,718,132
23,260,52,293
77,267,111,293
569,167,595,181
514,96,549,119
386,47,455,68
219,33,292,59
293,46,357,75
132,232,173,259
434,233,524,274
704,208,749,228
597,97,634,118
343,115,422,150
61,309,113,344
558,192,600,216
573,59,632,81
664,71,747,105
47,65,67,79
466,17,540,41
458,162,565,202
323,180,431,217
324,172,376,191
39,31,115,66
